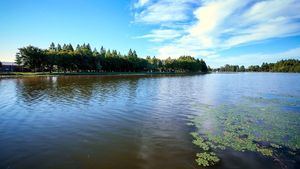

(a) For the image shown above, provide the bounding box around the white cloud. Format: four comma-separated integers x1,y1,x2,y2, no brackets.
223,0,300,48
187,0,248,48
133,0,199,24
135,29,183,42
157,44,216,59
132,0,300,61
134,0,150,8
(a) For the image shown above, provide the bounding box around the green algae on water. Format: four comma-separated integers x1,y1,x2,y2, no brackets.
195,152,220,167
189,96,300,167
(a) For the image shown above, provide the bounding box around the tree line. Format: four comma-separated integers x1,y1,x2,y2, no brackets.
15,43,208,73
214,59,300,73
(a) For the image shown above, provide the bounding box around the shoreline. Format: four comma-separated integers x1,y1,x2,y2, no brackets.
0,71,207,78
2,71,296,78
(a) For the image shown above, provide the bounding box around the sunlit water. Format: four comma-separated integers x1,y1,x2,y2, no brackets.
0,73,299,169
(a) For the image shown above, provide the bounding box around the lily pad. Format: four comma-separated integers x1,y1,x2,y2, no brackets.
189,96,300,167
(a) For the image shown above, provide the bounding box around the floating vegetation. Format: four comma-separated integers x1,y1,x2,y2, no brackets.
195,152,220,167
189,96,300,167
191,132,210,151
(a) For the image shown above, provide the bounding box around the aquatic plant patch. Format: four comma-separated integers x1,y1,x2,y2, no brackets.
189,96,300,167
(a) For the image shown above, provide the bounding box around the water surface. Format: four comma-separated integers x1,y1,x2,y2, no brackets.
0,73,299,169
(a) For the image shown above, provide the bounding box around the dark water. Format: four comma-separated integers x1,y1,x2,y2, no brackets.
0,73,299,169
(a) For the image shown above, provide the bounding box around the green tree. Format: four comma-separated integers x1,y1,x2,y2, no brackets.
15,52,23,72
240,65,245,72
76,44,81,51
57,44,62,51
67,44,74,51
49,42,56,51
18,46,45,72
15,43,210,73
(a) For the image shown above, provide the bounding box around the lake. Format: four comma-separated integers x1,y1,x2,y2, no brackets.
0,73,299,169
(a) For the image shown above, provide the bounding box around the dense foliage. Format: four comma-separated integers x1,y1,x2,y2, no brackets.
215,59,300,72
15,43,208,73
0,61,2,67
216,64,245,72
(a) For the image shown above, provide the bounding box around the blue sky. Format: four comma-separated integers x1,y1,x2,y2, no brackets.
0,0,300,67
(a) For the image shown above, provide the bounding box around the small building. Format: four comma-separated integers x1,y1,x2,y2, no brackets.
0,62,19,72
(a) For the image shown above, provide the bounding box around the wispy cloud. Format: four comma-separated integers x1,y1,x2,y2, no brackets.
132,0,300,60
133,0,199,24
134,29,183,42
134,0,150,8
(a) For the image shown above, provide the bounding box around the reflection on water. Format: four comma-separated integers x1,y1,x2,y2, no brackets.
0,73,299,169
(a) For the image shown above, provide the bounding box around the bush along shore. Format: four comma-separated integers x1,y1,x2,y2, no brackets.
213,59,300,72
